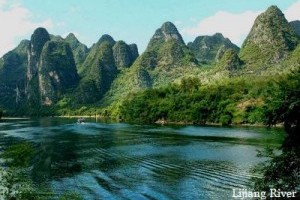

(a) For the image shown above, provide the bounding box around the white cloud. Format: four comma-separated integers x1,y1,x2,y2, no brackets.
181,1,300,46
284,1,300,21
0,1,52,57
181,10,261,46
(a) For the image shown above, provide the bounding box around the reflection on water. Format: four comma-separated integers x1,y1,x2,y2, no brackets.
0,118,285,200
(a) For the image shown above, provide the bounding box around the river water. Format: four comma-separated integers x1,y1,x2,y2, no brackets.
0,118,285,200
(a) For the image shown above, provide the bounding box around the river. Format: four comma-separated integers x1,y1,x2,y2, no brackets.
0,118,285,200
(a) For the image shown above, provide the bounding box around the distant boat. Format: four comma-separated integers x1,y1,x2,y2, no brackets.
77,117,85,124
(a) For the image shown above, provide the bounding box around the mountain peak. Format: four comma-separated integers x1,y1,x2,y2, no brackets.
32,27,49,36
66,33,78,41
265,5,282,14
240,5,299,65
98,34,115,45
151,21,184,45
213,33,224,38
30,27,50,57
161,21,178,33
65,33,81,48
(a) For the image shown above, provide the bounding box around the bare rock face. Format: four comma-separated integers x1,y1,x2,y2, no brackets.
38,41,79,105
26,28,51,104
240,6,299,65
24,28,80,106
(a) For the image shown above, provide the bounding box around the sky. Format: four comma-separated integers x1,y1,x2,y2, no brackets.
1,0,300,57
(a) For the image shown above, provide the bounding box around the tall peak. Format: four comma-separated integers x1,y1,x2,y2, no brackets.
30,27,50,56
161,22,179,33
98,34,115,45
213,33,224,38
66,33,78,41
151,21,185,45
239,5,299,64
265,5,282,14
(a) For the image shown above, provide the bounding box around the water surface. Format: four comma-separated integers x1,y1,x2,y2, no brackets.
0,118,285,199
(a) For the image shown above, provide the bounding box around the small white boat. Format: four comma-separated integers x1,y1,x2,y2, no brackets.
77,118,85,124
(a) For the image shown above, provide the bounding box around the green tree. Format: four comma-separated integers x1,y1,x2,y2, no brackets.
253,68,300,196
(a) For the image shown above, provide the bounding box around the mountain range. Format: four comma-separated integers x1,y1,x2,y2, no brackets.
0,5,299,116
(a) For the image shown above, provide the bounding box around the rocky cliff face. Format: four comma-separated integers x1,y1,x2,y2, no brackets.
23,28,80,106
188,33,239,64
38,41,79,105
240,6,299,65
26,28,51,104
27,28,51,82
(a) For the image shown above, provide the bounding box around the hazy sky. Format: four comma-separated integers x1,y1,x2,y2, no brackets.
1,0,300,56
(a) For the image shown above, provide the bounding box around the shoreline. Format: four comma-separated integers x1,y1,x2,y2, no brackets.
154,119,284,128
1,117,30,120
1,115,284,129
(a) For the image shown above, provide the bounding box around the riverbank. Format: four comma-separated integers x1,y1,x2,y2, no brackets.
0,115,284,129
154,118,284,128
1,117,30,120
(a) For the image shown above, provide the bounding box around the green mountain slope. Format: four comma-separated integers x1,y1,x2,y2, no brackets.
75,34,139,104
0,5,299,119
64,33,89,71
0,40,29,108
39,41,79,105
101,22,199,107
240,6,299,67
188,33,239,64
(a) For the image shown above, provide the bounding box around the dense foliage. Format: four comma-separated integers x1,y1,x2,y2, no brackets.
240,6,299,66
0,142,83,199
252,67,300,196
119,75,279,125
187,33,239,64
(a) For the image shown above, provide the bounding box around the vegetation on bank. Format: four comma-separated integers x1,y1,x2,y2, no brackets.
251,67,300,196
0,142,83,200
118,66,298,126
